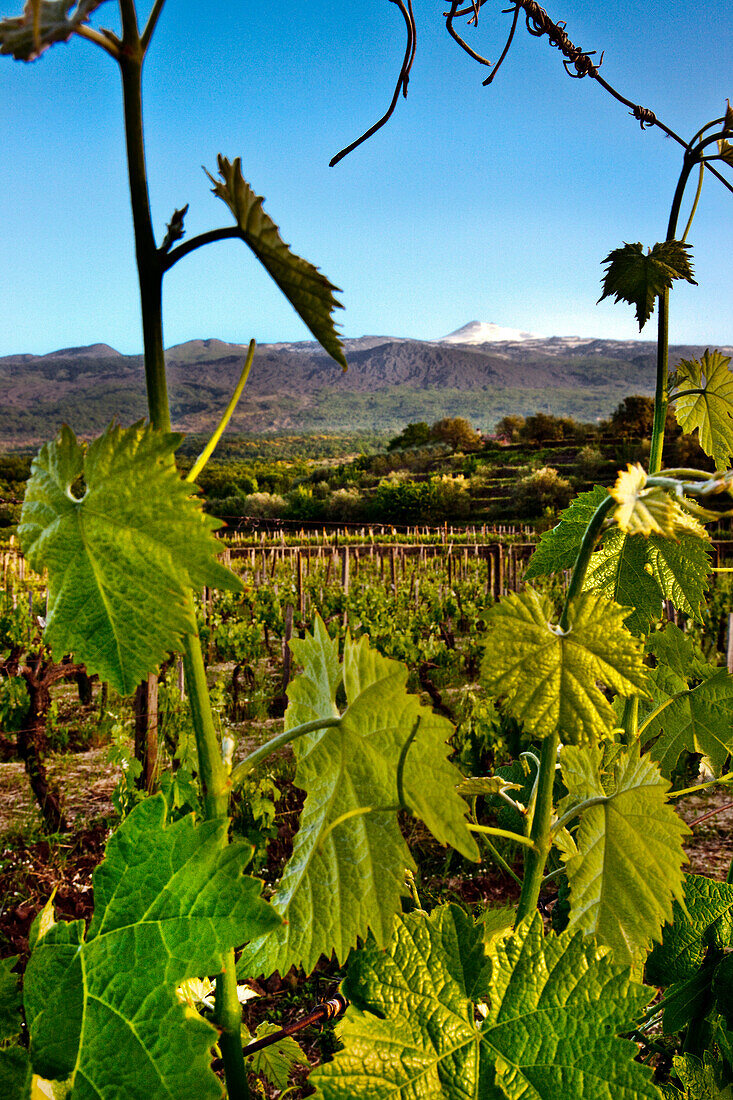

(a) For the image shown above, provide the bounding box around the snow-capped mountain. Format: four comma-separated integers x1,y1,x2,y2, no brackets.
440,321,545,344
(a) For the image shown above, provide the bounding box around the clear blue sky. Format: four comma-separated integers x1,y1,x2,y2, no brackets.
0,0,731,357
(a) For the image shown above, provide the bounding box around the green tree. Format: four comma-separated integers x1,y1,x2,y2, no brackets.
387,421,431,450
430,416,482,451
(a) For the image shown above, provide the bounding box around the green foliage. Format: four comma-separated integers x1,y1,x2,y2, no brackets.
647,874,733,987
245,1021,309,1091
429,416,482,451
598,240,697,330
18,422,241,694
480,587,649,744
671,349,733,468
561,744,689,968
526,486,711,633
641,665,733,778
24,795,279,1098
0,673,29,732
387,421,431,450
514,465,573,517
206,155,346,369
312,907,660,1099
0,956,29,1097
238,615,477,978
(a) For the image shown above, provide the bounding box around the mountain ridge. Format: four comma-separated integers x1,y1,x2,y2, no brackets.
1,328,730,446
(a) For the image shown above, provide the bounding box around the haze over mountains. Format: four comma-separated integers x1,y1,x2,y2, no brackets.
1,322,730,445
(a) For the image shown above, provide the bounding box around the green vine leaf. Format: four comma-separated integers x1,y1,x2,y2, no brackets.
641,668,733,777
598,240,696,330
0,957,30,1097
584,528,710,635
245,1022,309,1091
24,795,279,1098
526,485,610,579
480,588,648,744
311,906,661,1100
18,423,241,695
669,1054,733,1099
562,744,689,969
206,156,347,368
646,874,733,987
671,349,733,469
0,0,104,61
612,464,691,538
238,616,477,978
526,487,710,633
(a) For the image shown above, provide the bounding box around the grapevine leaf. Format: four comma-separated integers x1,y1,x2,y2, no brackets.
205,156,346,368
0,957,30,1097
598,240,696,330
562,744,689,969
0,956,22,1041
612,464,689,538
658,967,715,1035
641,669,733,777
646,874,733,986
245,1022,309,1091
311,907,661,1100
585,528,710,635
0,0,105,61
525,490,710,633
18,423,241,695
717,138,733,167
671,350,733,469
645,625,711,698
525,485,609,579
456,775,523,799
238,617,477,978
671,1054,733,1099
23,795,279,1098
480,588,648,744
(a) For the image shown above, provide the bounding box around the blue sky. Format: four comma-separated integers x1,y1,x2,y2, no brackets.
0,0,731,357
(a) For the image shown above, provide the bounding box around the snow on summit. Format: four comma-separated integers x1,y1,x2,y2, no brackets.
440,321,543,344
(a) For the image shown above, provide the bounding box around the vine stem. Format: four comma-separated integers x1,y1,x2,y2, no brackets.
231,717,341,788
514,731,559,924
648,147,699,475
115,5,249,1094
516,491,616,923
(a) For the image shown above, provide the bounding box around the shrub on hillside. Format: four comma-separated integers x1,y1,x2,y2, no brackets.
514,466,573,517
326,487,365,521
576,445,607,479
242,491,287,518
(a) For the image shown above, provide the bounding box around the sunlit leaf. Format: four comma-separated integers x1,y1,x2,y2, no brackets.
18,423,241,694
206,156,346,368
562,744,689,969
599,240,696,330
526,485,609,579
311,907,660,1100
237,616,477,978
612,463,688,538
585,528,710,635
671,349,733,469
481,587,648,744
245,1022,309,1091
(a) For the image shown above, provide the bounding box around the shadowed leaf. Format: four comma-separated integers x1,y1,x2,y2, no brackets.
206,156,346,368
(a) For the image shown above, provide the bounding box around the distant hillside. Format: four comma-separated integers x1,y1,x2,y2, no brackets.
1,329,729,445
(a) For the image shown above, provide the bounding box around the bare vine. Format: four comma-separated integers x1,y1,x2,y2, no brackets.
330,0,700,164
